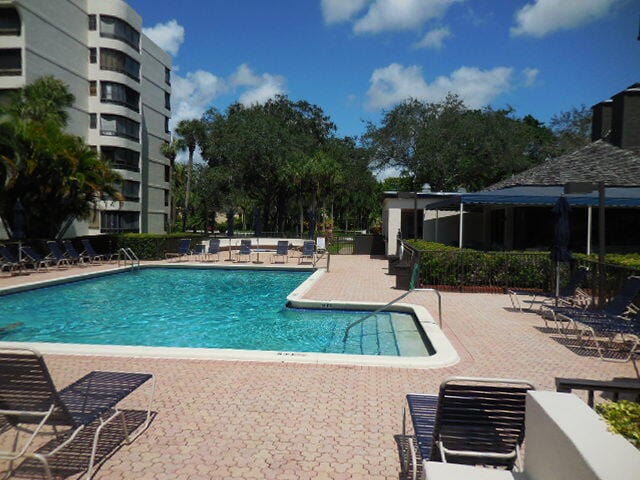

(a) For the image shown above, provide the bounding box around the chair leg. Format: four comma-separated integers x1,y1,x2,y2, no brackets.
28,453,53,480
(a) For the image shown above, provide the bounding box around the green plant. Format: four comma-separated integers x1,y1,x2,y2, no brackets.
405,240,552,290
596,400,640,449
115,233,206,260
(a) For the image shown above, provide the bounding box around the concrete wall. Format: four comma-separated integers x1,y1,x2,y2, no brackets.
525,391,640,480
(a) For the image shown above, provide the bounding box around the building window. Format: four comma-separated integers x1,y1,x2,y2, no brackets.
0,49,21,76
164,165,170,182
164,189,169,207
165,67,170,85
88,14,96,31
0,7,21,36
89,113,97,129
100,211,139,233
89,81,97,96
89,47,97,64
100,81,139,112
164,117,170,133
100,114,139,141
100,15,140,50
118,180,140,202
164,91,170,110
100,48,140,81
101,146,139,172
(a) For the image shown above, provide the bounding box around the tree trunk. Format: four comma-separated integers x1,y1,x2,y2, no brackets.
182,147,194,232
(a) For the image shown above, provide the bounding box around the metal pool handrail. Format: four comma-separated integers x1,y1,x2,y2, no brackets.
342,288,443,343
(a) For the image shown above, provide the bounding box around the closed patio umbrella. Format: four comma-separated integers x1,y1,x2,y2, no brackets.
12,199,26,263
253,207,262,237
226,210,235,261
308,210,316,240
551,196,572,302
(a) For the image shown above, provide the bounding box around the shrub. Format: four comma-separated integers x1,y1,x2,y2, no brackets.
115,233,206,260
596,400,640,449
406,240,552,290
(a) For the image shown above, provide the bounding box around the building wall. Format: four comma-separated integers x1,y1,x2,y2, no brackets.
0,0,171,236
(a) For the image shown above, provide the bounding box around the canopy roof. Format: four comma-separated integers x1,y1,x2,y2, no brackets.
426,185,640,210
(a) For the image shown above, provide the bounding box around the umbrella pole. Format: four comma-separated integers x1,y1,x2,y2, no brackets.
555,261,560,307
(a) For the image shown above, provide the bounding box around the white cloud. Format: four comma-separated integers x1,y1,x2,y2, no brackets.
511,0,618,37
238,74,286,106
321,0,370,24
171,70,227,128
354,0,462,33
366,63,515,110
143,19,185,56
229,63,262,87
522,67,539,87
413,26,452,49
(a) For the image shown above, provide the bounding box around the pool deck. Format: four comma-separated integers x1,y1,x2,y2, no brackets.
0,255,638,480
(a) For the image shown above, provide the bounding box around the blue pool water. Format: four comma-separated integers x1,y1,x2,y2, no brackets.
0,268,432,356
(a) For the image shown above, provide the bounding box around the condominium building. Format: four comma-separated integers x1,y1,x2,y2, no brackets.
0,0,172,234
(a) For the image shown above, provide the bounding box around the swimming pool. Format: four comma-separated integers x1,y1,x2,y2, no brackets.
0,268,433,357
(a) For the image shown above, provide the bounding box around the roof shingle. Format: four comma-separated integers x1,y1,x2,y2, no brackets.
487,140,640,191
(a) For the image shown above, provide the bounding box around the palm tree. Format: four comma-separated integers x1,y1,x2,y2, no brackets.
0,76,122,238
174,119,205,232
161,139,185,232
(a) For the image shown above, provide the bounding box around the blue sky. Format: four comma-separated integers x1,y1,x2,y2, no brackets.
129,0,638,138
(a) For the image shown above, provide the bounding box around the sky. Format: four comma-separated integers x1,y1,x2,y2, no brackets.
128,0,639,139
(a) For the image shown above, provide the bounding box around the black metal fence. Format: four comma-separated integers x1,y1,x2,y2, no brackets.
404,241,640,302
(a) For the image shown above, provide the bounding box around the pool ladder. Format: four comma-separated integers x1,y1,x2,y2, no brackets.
117,247,140,270
342,288,443,343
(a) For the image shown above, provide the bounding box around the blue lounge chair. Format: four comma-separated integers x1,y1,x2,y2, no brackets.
298,240,315,264
402,377,534,480
20,246,51,271
0,347,155,480
509,266,589,313
271,240,289,264
235,239,252,262
45,241,72,269
165,238,191,261
0,244,23,274
543,275,640,331
207,238,221,262
63,240,88,265
192,243,206,261
81,238,114,263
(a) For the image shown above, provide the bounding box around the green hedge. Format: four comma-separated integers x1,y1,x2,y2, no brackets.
406,240,552,290
596,400,640,449
115,233,207,260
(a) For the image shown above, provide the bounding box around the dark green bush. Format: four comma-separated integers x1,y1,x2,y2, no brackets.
406,240,552,289
115,233,206,260
596,400,640,449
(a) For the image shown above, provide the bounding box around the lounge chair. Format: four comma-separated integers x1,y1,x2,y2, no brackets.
207,238,221,262
0,244,23,275
20,246,51,271
509,266,589,313
81,238,114,263
45,241,72,269
192,243,206,261
542,275,640,332
298,240,315,264
402,377,535,480
235,239,252,262
165,238,191,261
63,240,89,266
0,347,155,480
271,240,289,264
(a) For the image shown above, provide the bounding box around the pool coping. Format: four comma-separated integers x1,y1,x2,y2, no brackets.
0,264,460,369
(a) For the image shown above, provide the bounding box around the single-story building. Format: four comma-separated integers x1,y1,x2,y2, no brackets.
382,83,640,254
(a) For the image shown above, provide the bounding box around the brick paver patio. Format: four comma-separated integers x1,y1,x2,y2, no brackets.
0,256,637,479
